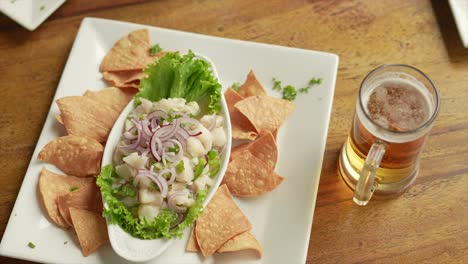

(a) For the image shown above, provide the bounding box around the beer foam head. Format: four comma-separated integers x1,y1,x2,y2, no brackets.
358,72,436,143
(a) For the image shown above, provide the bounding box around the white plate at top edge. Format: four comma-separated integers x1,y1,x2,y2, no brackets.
0,0,65,31
449,0,468,48
0,17,339,264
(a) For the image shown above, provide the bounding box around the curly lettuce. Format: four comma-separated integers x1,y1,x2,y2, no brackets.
96,165,206,239
135,51,222,114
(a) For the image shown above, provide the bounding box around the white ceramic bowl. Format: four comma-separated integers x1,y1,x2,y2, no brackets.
100,55,232,262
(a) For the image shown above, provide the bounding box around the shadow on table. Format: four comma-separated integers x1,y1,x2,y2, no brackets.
430,0,468,62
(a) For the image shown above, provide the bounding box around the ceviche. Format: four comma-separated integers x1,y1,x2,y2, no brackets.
97,51,227,239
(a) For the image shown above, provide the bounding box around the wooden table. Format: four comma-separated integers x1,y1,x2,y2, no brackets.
1,0,467,263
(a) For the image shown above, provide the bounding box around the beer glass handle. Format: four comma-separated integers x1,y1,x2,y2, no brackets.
353,140,386,206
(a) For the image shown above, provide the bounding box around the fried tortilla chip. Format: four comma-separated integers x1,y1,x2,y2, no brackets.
223,150,284,197
218,231,262,257
83,87,134,113
56,96,119,143
235,96,295,135
56,114,64,125
186,226,200,252
102,70,145,89
224,88,258,140
230,132,277,168
195,185,252,257
99,29,152,72
247,132,277,169
69,208,108,256
38,168,94,228
38,135,103,177
57,183,103,227
237,70,267,98
230,143,251,161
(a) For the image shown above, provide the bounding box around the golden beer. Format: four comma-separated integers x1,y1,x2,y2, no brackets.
338,65,440,203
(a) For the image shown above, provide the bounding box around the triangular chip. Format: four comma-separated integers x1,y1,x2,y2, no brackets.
224,88,258,140
38,168,94,228
38,135,103,177
69,208,109,256
57,183,103,227
56,114,64,125
230,132,277,168
99,29,151,72
102,70,145,89
235,96,295,135
237,70,267,98
56,96,119,143
218,231,262,257
83,87,135,113
186,226,200,252
195,185,252,257
230,143,251,161
246,132,277,169
223,150,284,197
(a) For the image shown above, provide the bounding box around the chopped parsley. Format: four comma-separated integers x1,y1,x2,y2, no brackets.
64,241,68,245
69,186,79,192
175,160,185,174
149,44,162,55
282,85,297,101
231,82,241,91
28,242,35,249
168,144,180,154
272,78,282,91
40,5,45,11
272,76,323,101
309,77,323,85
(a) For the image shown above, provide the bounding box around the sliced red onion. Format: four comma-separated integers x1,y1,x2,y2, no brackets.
149,117,160,132
120,121,143,150
123,126,138,140
149,133,162,161
170,111,189,119
154,123,178,141
147,110,169,122
159,167,177,184
141,118,153,139
168,191,188,213
139,168,168,198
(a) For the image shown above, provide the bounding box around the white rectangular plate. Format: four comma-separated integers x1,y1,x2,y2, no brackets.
0,17,338,264
0,0,65,31
449,0,468,48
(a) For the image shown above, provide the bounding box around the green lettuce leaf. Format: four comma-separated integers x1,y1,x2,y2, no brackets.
134,51,222,114
96,165,206,239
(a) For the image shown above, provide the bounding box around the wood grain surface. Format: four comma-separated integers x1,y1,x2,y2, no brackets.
0,0,467,263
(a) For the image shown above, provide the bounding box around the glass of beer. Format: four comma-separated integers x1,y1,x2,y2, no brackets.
338,64,440,206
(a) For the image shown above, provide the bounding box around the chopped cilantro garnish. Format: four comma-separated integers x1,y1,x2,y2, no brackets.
309,77,322,85
168,144,180,154
64,241,68,245
147,182,159,192
193,158,207,181
272,76,323,100
69,186,79,192
40,5,45,11
282,85,297,101
175,160,185,174
28,242,35,249
231,82,241,91
272,78,282,91
149,44,162,55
